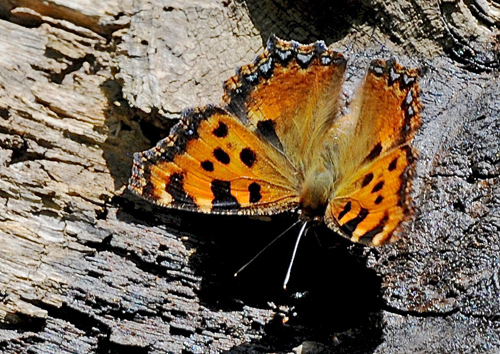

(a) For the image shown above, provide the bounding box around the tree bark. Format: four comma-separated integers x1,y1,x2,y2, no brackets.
0,0,499,353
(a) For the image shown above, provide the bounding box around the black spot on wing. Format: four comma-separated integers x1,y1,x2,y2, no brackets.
201,160,214,172
362,173,374,187
248,182,262,203
375,195,384,204
240,148,256,168
371,181,384,193
338,201,352,221
213,148,230,164
211,179,240,211
213,121,228,138
388,157,398,171
341,208,369,236
365,143,383,162
257,119,284,152
166,173,196,207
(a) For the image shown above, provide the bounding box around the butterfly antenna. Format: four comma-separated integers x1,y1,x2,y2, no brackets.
283,222,308,290
234,220,301,277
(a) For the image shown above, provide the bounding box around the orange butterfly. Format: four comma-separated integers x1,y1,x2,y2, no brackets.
130,36,421,255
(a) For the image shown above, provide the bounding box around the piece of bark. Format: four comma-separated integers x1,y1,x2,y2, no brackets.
0,0,499,353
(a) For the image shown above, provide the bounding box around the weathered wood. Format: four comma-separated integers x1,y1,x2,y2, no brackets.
0,0,499,353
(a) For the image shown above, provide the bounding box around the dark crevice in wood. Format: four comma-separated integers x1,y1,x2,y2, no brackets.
82,231,202,291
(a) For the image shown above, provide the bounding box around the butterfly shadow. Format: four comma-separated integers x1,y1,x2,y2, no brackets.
116,185,385,353
183,213,386,352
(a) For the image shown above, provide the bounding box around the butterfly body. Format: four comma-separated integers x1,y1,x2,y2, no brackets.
130,36,421,247
297,162,334,222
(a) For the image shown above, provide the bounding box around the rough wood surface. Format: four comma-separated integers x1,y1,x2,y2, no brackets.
0,0,499,353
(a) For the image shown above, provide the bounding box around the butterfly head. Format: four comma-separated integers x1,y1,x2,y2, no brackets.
298,193,328,228
298,210,323,227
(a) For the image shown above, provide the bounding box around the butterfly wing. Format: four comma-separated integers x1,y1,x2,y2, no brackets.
324,59,421,246
223,35,347,175
131,36,348,216
130,106,300,215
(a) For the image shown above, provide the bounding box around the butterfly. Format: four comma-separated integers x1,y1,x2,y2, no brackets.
129,35,421,251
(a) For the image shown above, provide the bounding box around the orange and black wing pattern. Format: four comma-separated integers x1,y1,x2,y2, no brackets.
324,59,421,246
223,35,347,171
130,36,422,248
130,36,347,215
129,106,299,215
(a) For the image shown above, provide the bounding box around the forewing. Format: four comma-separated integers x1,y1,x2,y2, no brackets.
130,106,300,215
223,35,347,173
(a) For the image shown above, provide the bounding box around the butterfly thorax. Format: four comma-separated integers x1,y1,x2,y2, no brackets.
298,165,335,223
